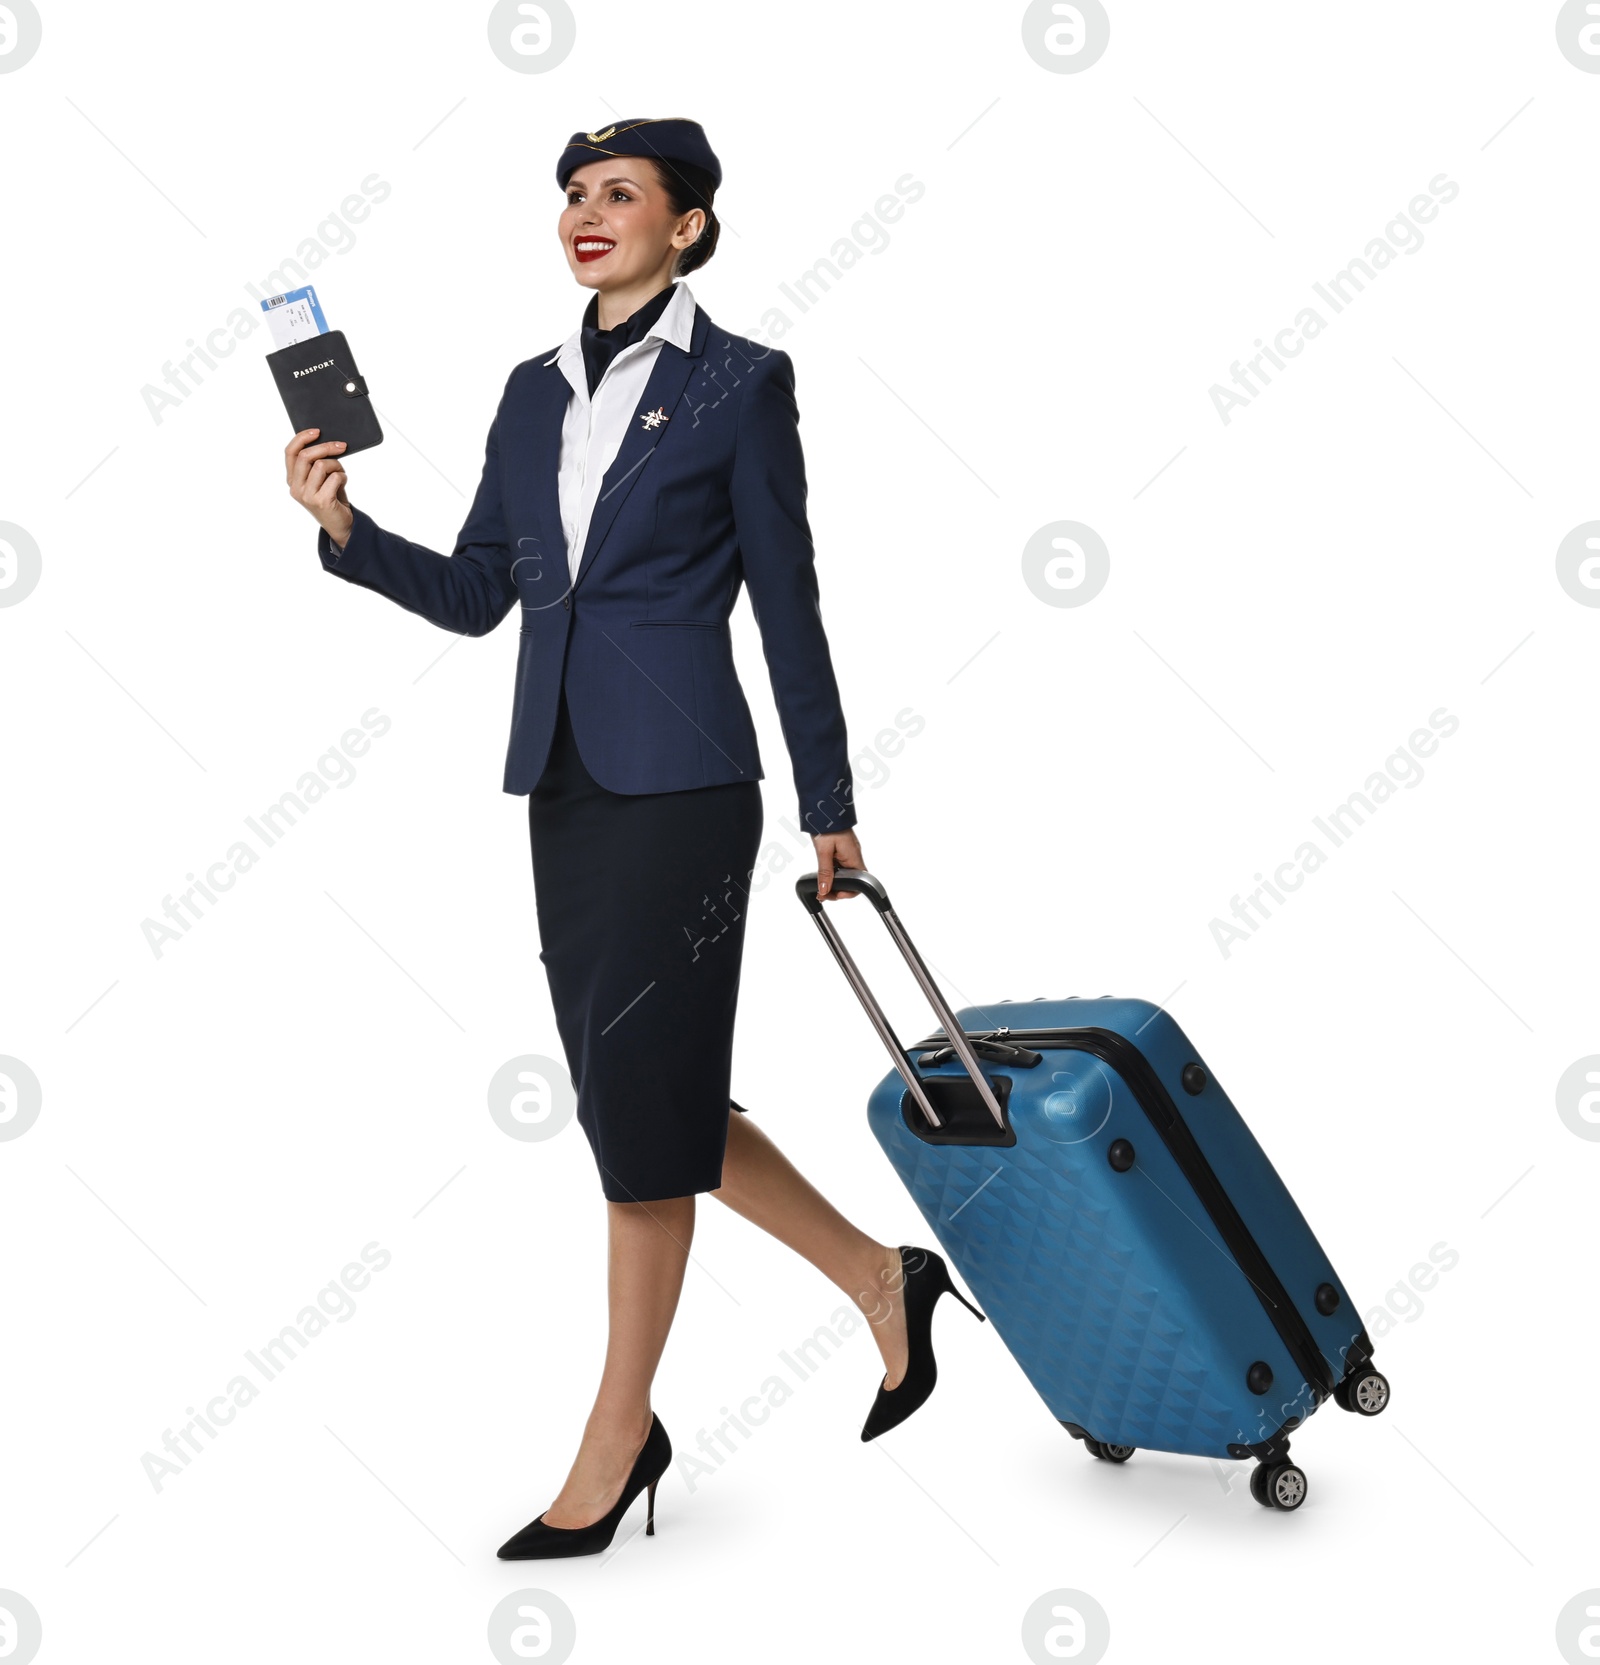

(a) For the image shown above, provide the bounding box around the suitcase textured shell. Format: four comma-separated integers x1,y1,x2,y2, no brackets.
867,997,1366,1459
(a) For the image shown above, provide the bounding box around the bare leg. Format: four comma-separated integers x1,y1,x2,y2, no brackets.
711,1108,909,1389
540,1194,694,1529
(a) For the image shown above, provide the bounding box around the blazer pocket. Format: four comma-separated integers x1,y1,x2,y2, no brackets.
629,618,724,630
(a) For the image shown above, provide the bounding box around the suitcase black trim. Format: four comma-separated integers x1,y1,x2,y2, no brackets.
912,1024,1338,1401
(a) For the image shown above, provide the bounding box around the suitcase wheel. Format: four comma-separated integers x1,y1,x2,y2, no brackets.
1082,1437,1135,1463
1253,1461,1308,1510
1334,1367,1391,1416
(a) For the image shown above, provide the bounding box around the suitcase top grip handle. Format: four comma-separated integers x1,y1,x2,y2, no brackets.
794,868,891,914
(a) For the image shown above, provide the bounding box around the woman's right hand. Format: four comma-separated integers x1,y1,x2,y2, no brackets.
285,428,353,550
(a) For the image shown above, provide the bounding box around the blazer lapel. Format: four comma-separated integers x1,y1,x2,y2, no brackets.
571,303,710,592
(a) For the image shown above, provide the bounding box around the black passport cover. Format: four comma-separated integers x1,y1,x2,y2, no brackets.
266,329,384,456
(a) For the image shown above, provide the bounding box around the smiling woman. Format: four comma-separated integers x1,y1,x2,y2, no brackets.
283,115,970,1571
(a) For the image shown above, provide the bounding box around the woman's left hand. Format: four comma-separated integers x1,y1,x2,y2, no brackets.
813,830,865,901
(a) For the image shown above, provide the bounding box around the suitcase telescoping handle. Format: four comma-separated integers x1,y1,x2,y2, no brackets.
794,869,1007,1132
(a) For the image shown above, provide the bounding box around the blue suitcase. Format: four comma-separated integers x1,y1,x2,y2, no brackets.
796,869,1390,1510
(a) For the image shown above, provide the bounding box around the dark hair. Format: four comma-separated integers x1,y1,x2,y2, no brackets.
650,158,720,277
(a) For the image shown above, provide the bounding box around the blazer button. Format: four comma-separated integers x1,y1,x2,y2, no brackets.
563,594,571,610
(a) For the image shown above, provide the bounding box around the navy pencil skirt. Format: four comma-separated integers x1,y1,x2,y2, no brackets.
527,679,764,1203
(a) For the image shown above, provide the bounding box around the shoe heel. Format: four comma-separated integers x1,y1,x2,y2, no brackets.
646,1476,658,1536
939,1266,987,1323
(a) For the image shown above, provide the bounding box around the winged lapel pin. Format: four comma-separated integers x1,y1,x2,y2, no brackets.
639,405,670,431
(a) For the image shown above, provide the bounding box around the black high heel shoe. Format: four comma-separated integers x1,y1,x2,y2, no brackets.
860,1245,986,1442
496,1413,672,1560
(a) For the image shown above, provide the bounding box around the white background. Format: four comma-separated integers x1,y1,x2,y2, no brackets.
2,3,1595,1661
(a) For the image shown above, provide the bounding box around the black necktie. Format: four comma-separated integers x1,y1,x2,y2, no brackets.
579,283,677,399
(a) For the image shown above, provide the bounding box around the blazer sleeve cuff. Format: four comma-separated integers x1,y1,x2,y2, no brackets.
798,789,857,836
317,507,378,579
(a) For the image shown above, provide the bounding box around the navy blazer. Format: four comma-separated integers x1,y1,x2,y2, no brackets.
316,300,857,834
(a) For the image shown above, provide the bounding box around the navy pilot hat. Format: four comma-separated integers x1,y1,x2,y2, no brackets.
556,117,722,196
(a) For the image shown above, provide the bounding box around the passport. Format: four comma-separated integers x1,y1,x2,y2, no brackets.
265,329,383,456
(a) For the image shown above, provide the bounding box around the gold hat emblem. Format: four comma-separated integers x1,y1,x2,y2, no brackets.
586,126,617,142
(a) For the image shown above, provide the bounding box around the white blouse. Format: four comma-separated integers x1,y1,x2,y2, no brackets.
541,280,698,584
